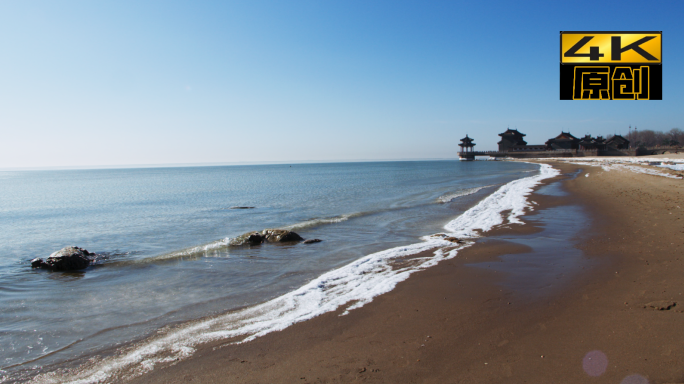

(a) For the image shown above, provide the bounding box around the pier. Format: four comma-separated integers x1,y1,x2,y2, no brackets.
458,151,507,160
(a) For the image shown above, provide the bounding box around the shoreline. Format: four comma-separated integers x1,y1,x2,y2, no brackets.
3,160,536,383
126,160,684,383
17,163,554,383
18,159,683,383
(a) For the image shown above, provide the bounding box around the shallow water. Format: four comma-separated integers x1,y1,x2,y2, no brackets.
469,179,592,296
0,161,537,379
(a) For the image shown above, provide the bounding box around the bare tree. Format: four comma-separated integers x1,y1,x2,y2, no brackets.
637,129,657,147
628,128,681,147
669,128,682,145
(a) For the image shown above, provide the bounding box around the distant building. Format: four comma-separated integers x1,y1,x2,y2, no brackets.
545,132,580,150
458,128,646,160
578,135,607,151
458,135,476,153
606,135,630,149
594,136,607,150
498,129,527,151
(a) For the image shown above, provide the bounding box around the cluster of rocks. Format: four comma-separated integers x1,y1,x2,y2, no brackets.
31,246,95,271
31,230,323,272
228,229,322,246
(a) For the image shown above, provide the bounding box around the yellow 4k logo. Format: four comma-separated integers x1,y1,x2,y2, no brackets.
560,32,661,100
561,32,661,64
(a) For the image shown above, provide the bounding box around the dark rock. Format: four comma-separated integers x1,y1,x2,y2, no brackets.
261,229,304,243
31,258,45,268
444,237,463,243
32,246,92,271
303,239,323,244
229,229,303,246
229,232,265,246
246,233,265,245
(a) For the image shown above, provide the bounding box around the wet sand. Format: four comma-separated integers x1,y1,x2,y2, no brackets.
131,161,684,384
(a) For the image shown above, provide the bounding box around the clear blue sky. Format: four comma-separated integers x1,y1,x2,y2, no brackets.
1,0,682,168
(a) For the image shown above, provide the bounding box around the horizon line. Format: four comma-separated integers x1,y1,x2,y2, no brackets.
0,157,475,172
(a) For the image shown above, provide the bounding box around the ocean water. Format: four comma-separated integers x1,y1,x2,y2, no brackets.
0,160,546,382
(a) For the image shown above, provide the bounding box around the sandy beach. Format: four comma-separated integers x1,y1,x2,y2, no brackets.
129,160,684,384
4,4,682,383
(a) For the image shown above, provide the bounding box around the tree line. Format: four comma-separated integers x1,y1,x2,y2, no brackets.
607,128,682,148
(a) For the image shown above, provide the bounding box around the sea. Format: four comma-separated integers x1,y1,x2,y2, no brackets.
0,160,556,383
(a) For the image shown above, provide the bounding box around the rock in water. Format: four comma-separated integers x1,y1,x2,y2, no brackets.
245,232,265,245
229,232,265,246
260,229,304,243
32,246,93,271
303,239,323,244
30,258,46,268
229,229,303,246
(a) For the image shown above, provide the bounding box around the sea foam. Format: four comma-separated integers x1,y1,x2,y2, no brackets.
31,163,559,384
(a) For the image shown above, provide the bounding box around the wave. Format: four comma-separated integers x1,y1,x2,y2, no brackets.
281,212,367,231
105,215,365,265
94,187,501,267
27,164,559,383
105,239,231,267
437,184,497,203
101,213,377,266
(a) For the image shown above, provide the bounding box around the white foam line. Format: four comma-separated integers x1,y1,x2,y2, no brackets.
444,163,559,237
31,163,559,384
